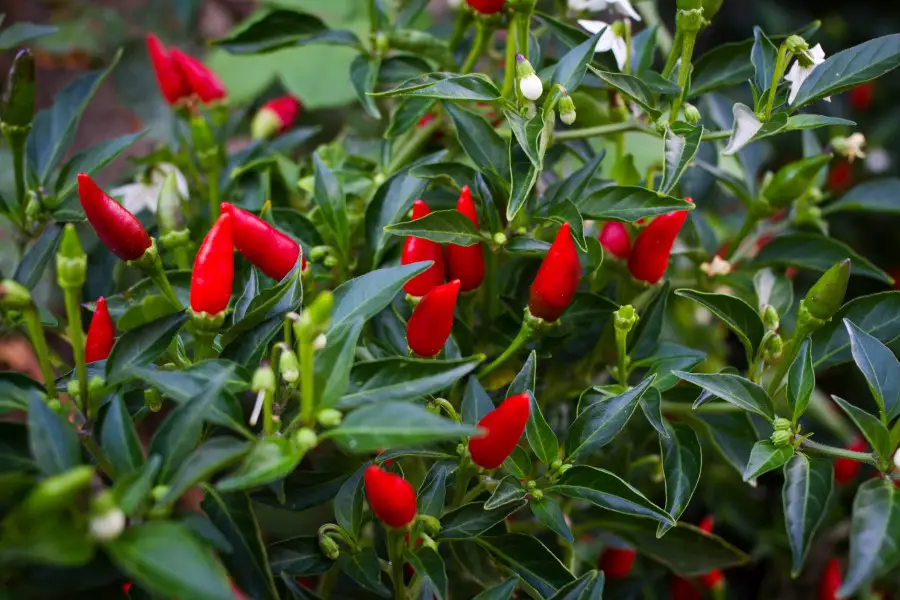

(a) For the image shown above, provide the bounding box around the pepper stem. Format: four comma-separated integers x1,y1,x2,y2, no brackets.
800,439,878,466
208,167,221,222
23,305,57,400
669,28,697,123
764,42,791,121
501,16,519,99
63,288,90,417
461,19,489,75
298,332,316,427
478,316,535,379
386,528,407,600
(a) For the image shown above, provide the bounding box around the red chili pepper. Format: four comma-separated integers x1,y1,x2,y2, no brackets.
468,392,530,469
221,202,303,280
446,186,485,292
827,159,854,196
407,279,460,358
696,516,724,590
466,0,505,14
834,438,867,484
598,546,636,579
252,95,301,139
671,577,701,600
170,48,227,105
190,213,234,315
145,34,191,106
819,558,841,600
85,297,115,363
627,205,689,284
848,81,875,112
528,223,582,322
401,200,445,297
364,465,417,528
598,221,631,260
77,173,152,261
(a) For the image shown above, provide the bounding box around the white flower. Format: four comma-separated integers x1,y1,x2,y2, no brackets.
723,103,763,155
831,132,867,163
447,0,463,8
865,148,892,174
785,44,827,105
579,20,628,71
519,73,543,101
314,333,328,351
90,508,126,541
109,163,189,214
569,0,641,21
700,256,733,277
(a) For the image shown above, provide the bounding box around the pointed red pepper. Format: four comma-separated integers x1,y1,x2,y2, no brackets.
170,48,227,105
78,173,152,261
819,558,841,600
598,221,631,260
407,279,460,358
466,0,505,14
598,546,636,579
446,186,485,292
145,34,191,106
251,95,301,139
834,437,867,484
468,392,530,469
528,223,582,322
221,202,303,280
401,200,445,297
671,577,702,600
627,205,689,284
848,81,874,112
85,297,115,363
364,465,417,528
696,516,724,590
190,213,234,315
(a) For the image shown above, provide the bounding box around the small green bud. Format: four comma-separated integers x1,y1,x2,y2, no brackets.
417,514,441,536
294,428,318,452
614,305,639,333
764,333,784,364
526,480,537,490
323,255,339,268
160,228,191,251
319,534,340,560
558,93,576,126
150,485,170,502
310,246,331,262
654,116,668,135
56,224,87,289
21,465,94,514
374,31,390,55
771,429,793,447
144,388,163,412
551,459,563,471
531,489,544,500
308,292,334,328
773,417,792,432
279,349,300,384
47,398,64,415
683,103,701,124
785,35,809,55
762,304,780,331
492,232,508,246
802,259,851,323
676,7,705,32
88,376,105,395
252,365,276,393
67,380,81,400
558,464,573,474
317,408,343,428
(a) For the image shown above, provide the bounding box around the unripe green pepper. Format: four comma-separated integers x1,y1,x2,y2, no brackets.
20,465,95,515
56,224,87,290
762,155,830,208
0,278,32,310
701,0,724,19
2,49,35,129
803,259,851,323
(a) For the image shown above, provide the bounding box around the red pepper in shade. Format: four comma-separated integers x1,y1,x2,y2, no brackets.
528,223,582,322
627,205,690,284
467,0,505,15
819,558,841,600
145,34,191,106
221,202,303,280
696,516,724,590
848,81,875,112
251,95,301,139
77,173,152,261
406,279,460,358
598,221,631,260
85,297,115,363
670,577,702,600
827,159,854,196
190,213,234,316
834,438,867,484
446,186,486,292
401,200,445,297
468,392,530,469
598,546,636,580
364,465,417,528
170,48,227,105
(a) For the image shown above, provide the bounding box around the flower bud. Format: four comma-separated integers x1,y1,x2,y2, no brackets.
156,171,187,236
294,428,318,452
516,54,543,101
773,417,792,432
683,103,701,124
0,278,31,310
89,491,126,541
493,232,508,245
317,408,343,428
770,429,792,447
279,349,300,383
144,388,163,412
417,514,442,536
67,380,81,400
675,7,705,32
762,304,780,331
764,333,784,364
252,365,276,393
614,305,639,333
531,489,544,500
558,93,576,125
319,534,340,560
802,259,851,323
56,224,87,290
785,35,809,55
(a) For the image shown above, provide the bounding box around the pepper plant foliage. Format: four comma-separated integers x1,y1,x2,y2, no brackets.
4,0,900,598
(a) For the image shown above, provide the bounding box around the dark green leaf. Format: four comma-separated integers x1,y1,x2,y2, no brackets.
159,437,248,508
117,455,161,516
410,161,477,190
531,496,574,543
659,421,702,535
659,125,703,196
547,150,606,207
753,233,891,283
506,110,544,169
550,466,673,526
744,441,793,481
552,29,604,93
375,72,501,101
350,54,381,119
28,395,80,476
787,338,815,422
0,22,58,50
840,479,900,597
630,281,669,359
213,9,361,54
812,292,900,369
753,268,794,316
461,376,494,425
508,140,539,221
476,535,574,598
633,343,706,393
588,68,661,119
578,186,692,222
675,289,765,362
0,372,42,414
691,40,754,96
418,460,456,518
674,371,774,420
340,547,388,596
444,102,509,183
316,319,364,409
385,209,482,246
14,223,62,289
440,500,526,540
783,455,833,576
548,571,604,600
105,312,188,386
472,577,518,600
406,547,448,600
313,152,349,260
331,262,431,327
525,391,559,466
100,394,144,478
824,178,900,214
640,387,668,438
750,27,778,93
832,395,891,460
695,413,758,475
334,464,366,540
216,438,306,492
386,97,435,138
484,476,527,509
567,377,654,461
268,537,332,577
845,318,900,421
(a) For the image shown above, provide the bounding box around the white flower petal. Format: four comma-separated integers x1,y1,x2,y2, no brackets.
610,0,641,21
611,36,629,71
809,43,826,64
723,103,763,155
519,73,543,101
568,0,606,9
578,19,608,35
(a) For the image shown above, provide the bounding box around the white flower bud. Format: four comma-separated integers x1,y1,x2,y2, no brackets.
90,508,126,541
519,73,543,101
894,447,900,470
313,333,327,351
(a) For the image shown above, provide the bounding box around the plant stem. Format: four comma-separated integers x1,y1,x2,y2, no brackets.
623,19,632,75
299,335,315,426
661,401,743,414
766,326,804,397
22,306,57,400
764,43,790,121
478,318,534,379
615,327,629,386
386,117,441,175
551,120,655,142
317,567,340,598
63,288,89,417
461,20,489,75
501,17,519,100
801,439,878,466
192,330,217,362
208,168,221,222
8,131,27,224
262,388,274,436
669,30,697,122
661,30,683,78
452,462,474,508
386,528,406,600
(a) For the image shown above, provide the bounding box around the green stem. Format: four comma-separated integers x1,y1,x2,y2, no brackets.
63,287,89,417
623,19,632,75
299,335,315,426
551,121,655,142
82,433,116,476
764,43,790,121
661,30,683,78
317,567,340,598
661,401,743,414
386,117,442,175
515,4,533,61
448,9,472,52
766,326,804,397
501,17,519,100
386,529,406,600
193,330,216,362
208,169,221,222
8,131,27,224
461,20,489,75
173,246,191,271
148,268,183,311
801,439,878,466
23,306,57,400
262,388,274,436
669,30,697,123
478,318,534,379
615,328,629,386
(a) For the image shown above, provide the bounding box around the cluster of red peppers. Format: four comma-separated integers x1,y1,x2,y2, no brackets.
146,34,227,106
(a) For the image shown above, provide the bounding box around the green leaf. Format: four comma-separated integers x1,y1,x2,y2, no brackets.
783,455,833,577
439,500,526,540
551,29,604,93
27,50,122,183
203,490,279,600
824,178,900,214
640,387,668,438
506,110,544,169
547,570,604,600
267,536,332,577
327,402,477,453
365,158,432,265
550,466,673,526
116,455,161,516
567,377,654,461
753,268,794,317
0,22,57,50
784,114,855,132
476,535,575,598
28,395,80,476
722,106,788,156
845,318,900,421
100,394,144,478
812,292,900,369
313,151,349,260
840,479,900,597
386,97,435,138
832,395,891,460
385,209,482,246
659,125,703,196
350,54,381,119
484,476,527,509
340,547,388,596
410,162,477,190
418,460,456,518
315,319,364,409
695,413,759,476
691,40,754,96
787,338,816,422
338,355,482,409
633,343,706,393
105,312,188,386
159,437,249,508
14,222,62,289
524,391,559,466
531,496,574,543
675,289,765,362
546,150,606,207
213,9,361,54
673,371,774,420
472,578,518,600
444,102,509,184
216,438,306,492
334,464,366,540
754,232,890,283
588,68,661,119
107,521,233,600
750,27,778,93
406,547,448,600
374,72,501,101
508,139,539,221
330,262,431,327
630,281,669,359
221,271,299,347
461,376,494,425
578,186,692,222
0,372,42,414
793,34,900,108
659,421,702,536
744,441,793,482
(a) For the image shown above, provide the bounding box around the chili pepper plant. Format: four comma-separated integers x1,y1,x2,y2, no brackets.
2,0,900,598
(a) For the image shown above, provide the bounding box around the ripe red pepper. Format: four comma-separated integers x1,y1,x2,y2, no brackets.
252,95,301,139
671,577,701,600
696,516,724,590
446,186,485,292
401,200,445,297
77,173,152,261
145,34,191,106
170,48,227,105
221,202,303,280
190,213,234,315
598,221,631,260
834,438,867,484
407,279,460,358
827,159,853,196
364,465,417,528
85,296,114,363
598,546,636,579
819,558,841,600
467,0,505,15
627,205,689,284
848,81,875,112
528,223,582,322
468,392,530,469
